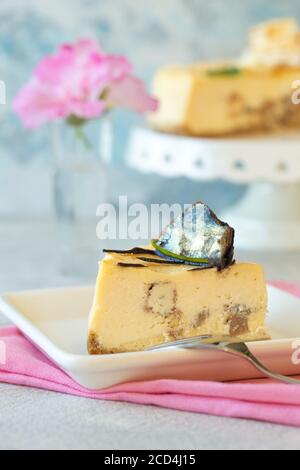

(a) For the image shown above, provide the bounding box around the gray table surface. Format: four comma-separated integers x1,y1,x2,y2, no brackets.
1,220,300,450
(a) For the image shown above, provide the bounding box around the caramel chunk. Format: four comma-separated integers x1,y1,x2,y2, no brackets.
145,282,177,317
229,314,249,337
193,310,210,328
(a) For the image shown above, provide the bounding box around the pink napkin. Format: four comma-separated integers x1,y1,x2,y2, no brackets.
1,281,300,427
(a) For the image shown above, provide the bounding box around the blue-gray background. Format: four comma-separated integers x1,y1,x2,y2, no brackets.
1,0,300,217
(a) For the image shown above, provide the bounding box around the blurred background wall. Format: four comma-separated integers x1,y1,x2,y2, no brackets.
1,0,300,218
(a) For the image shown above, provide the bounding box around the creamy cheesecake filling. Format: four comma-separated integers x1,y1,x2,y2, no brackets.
226,94,300,130
88,253,269,354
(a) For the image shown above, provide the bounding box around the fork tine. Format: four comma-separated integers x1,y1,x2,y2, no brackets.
147,335,213,351
149,336,300,385
147,334,245,352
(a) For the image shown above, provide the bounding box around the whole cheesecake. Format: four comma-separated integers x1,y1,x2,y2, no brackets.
149,18,300,136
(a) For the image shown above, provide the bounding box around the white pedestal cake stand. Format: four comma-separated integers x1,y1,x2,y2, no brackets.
127,128,300,251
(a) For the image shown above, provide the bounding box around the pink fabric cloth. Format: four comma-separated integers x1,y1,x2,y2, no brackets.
1,281,300,427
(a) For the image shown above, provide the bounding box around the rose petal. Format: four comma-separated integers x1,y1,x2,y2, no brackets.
108,76,159,113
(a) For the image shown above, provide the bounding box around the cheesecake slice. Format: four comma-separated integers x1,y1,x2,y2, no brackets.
88,251,268,354
150,18,300,136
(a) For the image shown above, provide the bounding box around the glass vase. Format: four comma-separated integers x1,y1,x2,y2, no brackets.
51,118,112,279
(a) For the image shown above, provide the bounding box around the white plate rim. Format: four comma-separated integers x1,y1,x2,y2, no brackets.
0,284,299,372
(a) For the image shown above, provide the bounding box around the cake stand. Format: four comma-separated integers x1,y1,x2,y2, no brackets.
126,128,300,251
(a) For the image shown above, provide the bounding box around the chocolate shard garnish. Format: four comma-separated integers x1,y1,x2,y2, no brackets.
118,263,147,268
137,257,183,265
152,201,235,269
103,248,213,269
103,248,155,256
137,257,214,269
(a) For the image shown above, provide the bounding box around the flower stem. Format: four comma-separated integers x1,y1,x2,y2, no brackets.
74,125,92,150
66,116,92,150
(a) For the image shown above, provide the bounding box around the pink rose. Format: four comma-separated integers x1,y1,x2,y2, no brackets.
13,39,159,129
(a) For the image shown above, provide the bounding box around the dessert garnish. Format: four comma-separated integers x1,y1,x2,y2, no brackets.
103,248,155,256
206,66,241,77
152,201,235,270
240,18,300,68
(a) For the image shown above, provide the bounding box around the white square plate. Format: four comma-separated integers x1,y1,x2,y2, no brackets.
0,285,300,390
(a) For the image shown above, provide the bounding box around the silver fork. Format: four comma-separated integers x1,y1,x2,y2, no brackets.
148,335,300,385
